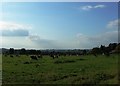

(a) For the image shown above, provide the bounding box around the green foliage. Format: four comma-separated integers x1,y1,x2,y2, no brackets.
2,54,119,85
91,47,101,54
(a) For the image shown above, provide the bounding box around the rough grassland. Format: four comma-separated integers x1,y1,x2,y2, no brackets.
2,54,119,85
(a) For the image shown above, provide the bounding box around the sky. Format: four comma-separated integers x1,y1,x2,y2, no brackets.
0,2,119,49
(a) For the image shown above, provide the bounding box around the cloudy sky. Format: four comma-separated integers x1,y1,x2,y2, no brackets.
0,2,119,49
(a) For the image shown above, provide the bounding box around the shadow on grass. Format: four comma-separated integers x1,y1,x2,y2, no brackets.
54,59,76,64
77,58,86,61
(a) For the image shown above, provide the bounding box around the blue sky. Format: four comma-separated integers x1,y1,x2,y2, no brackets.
0,2,119,49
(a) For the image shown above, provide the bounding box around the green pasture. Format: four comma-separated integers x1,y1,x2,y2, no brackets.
2,54,119,85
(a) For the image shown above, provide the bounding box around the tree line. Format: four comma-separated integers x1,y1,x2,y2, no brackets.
91,43,120,56
2,43,120,56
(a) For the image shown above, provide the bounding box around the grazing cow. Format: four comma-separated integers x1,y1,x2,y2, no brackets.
76,54,79,56
50,54,58,59
30,55,38,60
37,55,42,58
50,54,54,59
10,55,13,57
16,54,20,57
55,55,58,58
93,53,97,57
50,51,59,59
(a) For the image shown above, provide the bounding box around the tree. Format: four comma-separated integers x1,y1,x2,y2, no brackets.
83,50,87,55
100,45,105,54
20,48,26,55
91,47,101,57
100,45,110,56
108,43,117,51
9,48,14,54
36,50,41,55
104,47,110,56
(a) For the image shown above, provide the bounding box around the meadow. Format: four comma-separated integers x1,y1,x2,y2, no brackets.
2,54,119,85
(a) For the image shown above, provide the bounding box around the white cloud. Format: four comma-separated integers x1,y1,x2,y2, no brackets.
0,21,32,36
1,19,119,49
107,19,119,29
0,21,32,30
1,30,118,49
76,31,118,48
27,34,62,49
81,4,106,11
81,5,93,11
94,5,105,8
28,34,40,41
1,37,37,49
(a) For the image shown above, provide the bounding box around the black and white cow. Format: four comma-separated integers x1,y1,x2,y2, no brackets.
30,55,38,60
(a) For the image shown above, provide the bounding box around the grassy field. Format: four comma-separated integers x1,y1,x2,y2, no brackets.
2,54,119,85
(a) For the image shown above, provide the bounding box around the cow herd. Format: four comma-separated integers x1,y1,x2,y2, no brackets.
3,54,60,60
3,50,112,61
30,54,59,60
3,53,62,61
